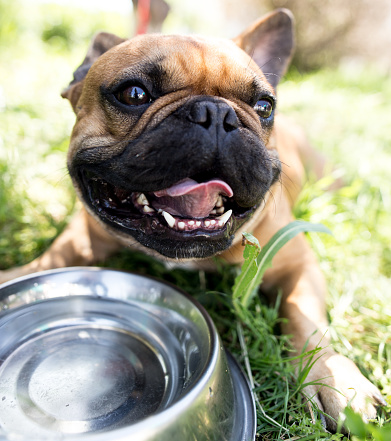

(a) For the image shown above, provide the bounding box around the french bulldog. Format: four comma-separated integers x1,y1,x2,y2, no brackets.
0,9,384,430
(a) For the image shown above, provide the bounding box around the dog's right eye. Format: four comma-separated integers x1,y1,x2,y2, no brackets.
116,85,151,106
254,98,273,119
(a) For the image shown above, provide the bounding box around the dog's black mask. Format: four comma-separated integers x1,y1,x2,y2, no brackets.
70,96,281,259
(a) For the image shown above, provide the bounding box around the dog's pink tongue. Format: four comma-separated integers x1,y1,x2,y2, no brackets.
153,178,233,218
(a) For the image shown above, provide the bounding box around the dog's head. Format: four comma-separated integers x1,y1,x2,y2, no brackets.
62,9,294,260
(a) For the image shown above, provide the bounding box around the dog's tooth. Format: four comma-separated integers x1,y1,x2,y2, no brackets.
188,221,195,226
162,210,176,228
143,205,155,213
216,209,232,225
196,221,201,227
137,193,149,206
216,207,225,214
210,220,216,226
178,221,185,230
216,196,223,208
210,209,217,215
204,220,210,227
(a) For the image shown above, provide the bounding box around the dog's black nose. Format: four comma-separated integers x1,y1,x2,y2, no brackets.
188,101,239,133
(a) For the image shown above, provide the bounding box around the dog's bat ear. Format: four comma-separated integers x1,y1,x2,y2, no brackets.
61,32,125,111
233,9,294,89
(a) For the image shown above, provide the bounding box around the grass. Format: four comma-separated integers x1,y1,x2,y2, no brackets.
0,1,390,439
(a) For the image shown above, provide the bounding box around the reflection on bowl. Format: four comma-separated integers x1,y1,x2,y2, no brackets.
0,267,255,441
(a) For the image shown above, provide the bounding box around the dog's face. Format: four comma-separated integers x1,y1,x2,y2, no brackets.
63,10,294,259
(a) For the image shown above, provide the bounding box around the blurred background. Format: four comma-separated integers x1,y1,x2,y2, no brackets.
0,0,391,437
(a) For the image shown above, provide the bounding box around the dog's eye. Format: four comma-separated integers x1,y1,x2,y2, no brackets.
254,99,273,118
116,85,150,106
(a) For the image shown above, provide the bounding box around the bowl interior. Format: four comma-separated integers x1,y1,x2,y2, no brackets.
0,269,212,439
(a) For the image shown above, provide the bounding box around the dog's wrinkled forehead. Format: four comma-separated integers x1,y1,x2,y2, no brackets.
85,34,273,99
63,10,294,113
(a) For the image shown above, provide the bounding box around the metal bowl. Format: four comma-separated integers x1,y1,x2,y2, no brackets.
0,268,256,441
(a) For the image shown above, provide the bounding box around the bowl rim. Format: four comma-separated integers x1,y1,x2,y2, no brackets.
0,267,256,441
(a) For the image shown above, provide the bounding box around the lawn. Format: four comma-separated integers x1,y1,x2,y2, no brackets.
0,1,390,439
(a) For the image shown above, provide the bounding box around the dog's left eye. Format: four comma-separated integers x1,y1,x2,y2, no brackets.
254,99,273,118
116,85,151,106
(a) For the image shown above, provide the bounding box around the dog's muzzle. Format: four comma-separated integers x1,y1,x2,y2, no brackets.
70,97,281,259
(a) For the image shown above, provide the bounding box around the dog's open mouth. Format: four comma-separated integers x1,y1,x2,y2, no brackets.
79,170,256,239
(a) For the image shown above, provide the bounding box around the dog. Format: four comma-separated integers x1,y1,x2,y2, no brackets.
0,9,384,430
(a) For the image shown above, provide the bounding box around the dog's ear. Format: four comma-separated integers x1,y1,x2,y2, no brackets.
233,9,294,89
62,32,126,111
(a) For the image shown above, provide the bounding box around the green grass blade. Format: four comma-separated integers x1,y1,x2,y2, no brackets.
235,221,331,309
232,233,261,302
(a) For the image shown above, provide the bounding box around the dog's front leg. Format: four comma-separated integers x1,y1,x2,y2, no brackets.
261,228,384,430
0,209,121,284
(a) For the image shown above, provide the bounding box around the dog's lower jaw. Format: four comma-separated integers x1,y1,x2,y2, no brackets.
71,167,269,259
85,211,234,260
97,193,274,261
136,233,236,260
84,204,248,260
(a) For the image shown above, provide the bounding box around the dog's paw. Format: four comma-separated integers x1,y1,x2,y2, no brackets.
303,353,385,431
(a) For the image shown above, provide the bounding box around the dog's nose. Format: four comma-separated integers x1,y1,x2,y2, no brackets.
188,101,239,133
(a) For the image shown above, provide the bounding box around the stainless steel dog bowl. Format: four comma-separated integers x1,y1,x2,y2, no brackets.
0,268,256,441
